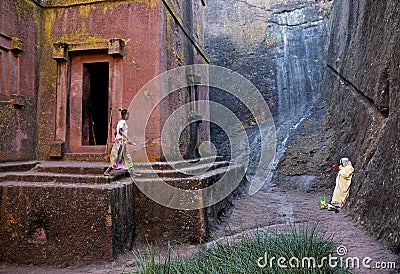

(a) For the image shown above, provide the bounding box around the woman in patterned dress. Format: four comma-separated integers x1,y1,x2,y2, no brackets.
104,109,140,177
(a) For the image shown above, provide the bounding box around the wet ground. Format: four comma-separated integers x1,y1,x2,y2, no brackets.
210,183,400,274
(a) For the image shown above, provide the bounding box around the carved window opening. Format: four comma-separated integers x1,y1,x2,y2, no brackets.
0,34,24,104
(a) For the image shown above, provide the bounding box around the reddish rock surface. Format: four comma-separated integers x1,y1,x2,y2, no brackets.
323,0,400,252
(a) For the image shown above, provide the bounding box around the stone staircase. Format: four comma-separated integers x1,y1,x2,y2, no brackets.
0,160,133,266
0,160,120,183
0,157,245,266
131,157,245,244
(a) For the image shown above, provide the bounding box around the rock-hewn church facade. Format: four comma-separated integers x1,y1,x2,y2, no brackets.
0,0,240,267
0,0,210,162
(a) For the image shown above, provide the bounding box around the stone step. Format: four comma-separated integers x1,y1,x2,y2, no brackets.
34,161,108,175
62,153,107,162
134,164,243,186
133,156,224,171
0,180,129,188
135,160,230,179
31,160,228,178
0,161,39,172
1,171,124,184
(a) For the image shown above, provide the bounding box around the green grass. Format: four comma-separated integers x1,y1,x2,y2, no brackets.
134,226,351,274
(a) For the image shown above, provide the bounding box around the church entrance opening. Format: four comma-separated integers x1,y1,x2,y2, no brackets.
82,62,109,146
66,53,113,154
52,40,125,158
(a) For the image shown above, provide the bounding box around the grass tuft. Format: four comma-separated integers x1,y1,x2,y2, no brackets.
134,225,351,274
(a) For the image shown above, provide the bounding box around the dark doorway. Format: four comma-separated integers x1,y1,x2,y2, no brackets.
82,62,109,145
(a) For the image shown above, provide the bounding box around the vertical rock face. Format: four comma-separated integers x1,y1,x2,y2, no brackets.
270,3,326,113
324,0,400,252
204,0,331,166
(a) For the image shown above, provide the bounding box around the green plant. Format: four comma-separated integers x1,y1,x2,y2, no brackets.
134,225,351,274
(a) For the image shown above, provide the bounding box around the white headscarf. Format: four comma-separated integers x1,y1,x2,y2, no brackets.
341,158,349,166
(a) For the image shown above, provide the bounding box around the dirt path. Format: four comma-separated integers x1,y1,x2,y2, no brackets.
209,183,400,274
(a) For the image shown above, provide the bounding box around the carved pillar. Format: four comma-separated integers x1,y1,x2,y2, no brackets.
52,43,69,146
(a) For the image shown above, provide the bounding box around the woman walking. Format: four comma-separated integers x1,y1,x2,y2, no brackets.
104,109,140,177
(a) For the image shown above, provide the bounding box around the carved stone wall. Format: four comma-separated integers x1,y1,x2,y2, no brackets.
324,0,400,253
0,0,40,161
1,0,210,162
